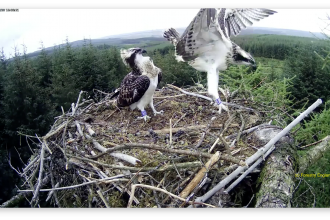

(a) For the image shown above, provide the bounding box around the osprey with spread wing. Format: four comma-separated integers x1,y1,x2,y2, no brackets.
163,8,277,113
112,48,163,121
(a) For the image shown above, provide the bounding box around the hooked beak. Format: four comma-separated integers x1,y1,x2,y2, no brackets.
249,55,256,65
248,55,257,71
137,48,147,54
249,55,256,69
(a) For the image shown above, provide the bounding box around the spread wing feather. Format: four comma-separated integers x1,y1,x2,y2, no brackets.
219,8,277,38
165,8,276,62
117,73,150,107
176,8,220,61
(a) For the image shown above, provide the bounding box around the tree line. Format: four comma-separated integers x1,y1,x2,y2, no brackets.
232,34,330,60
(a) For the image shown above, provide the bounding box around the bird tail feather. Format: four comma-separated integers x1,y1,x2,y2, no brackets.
163,28,180,46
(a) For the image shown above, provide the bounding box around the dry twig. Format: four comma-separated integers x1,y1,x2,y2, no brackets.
127,184,216,208
180,151,221,199
30,143,46,206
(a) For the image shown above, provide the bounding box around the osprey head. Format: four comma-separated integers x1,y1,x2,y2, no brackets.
231,44,256,68
120,47,147,68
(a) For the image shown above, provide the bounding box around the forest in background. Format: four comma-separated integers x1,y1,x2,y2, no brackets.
1,33,330,207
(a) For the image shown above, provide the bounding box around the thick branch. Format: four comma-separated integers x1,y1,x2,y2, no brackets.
140,124,238,136
254,129,296,208
72,90,84,116
298,136,330,174
191,99,322,207
30,143,46,206
180,151,221,199
246,99,322,166
167,84,212,102
167,84,256,112
18,177,129,192
0,194,27,208
42,120,72,140
87,143,245,166
85,134,141,165
70,155,203,172
127,184,216,208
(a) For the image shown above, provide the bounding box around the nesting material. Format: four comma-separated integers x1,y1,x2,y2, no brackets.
18,85,286,208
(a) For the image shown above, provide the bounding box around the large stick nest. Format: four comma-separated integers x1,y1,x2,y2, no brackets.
19,85,283,208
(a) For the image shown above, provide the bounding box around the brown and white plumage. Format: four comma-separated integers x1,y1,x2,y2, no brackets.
116,74,150,107
164,8,276,113
114,48,163,121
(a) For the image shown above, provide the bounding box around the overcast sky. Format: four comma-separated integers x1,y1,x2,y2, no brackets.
1,7,330,58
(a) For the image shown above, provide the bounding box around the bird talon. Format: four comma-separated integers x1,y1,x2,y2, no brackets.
215,98,228,114
137,115,151,122
218,103,229,114
154,110,164,116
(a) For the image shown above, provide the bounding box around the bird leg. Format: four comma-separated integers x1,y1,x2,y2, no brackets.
207,70,228,114
137,110,151,122
215,97,229,114
150,99,164,116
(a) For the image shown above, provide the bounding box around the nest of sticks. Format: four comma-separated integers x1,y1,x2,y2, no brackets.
17,84,284,208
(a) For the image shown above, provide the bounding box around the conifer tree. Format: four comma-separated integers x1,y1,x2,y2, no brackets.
0,45,52,204
0,48,15,205
36,41,52,88
33,42,54,124
2,46,38,137
75,39,107,93
50,38,79,112
0,48,6,140
314,15,330,69
99,46,127,91
283,45,330,109
150,49,199,87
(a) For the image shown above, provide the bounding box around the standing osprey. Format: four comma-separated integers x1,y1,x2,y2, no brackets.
114,48,163,121
163,8,276,113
